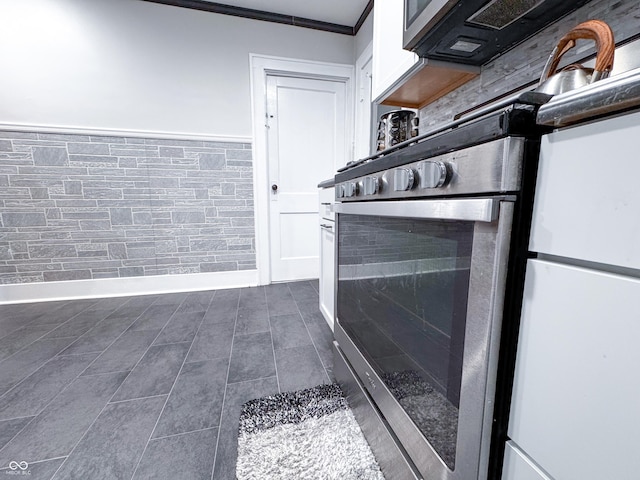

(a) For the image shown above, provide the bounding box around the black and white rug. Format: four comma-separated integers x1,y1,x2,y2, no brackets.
236,384,385,480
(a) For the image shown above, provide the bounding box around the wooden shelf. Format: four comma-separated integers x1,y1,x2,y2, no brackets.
376,58,480,109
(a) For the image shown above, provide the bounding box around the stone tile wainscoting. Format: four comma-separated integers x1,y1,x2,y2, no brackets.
0,131,255,296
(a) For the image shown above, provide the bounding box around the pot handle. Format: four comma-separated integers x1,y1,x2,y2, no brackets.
539,20,615,85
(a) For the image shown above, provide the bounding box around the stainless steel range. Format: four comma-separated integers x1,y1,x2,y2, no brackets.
332,94,550,480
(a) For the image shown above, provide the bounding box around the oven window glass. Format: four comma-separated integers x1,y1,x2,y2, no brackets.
337,213,473,469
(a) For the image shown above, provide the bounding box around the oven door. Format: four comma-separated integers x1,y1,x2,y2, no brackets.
334,197,514,480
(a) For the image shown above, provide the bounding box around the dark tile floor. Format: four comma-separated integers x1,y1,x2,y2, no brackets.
0,280,334,479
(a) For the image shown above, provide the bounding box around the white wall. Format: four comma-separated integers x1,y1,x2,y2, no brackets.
0,0,355,137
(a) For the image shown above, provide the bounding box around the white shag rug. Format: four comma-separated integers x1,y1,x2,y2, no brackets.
236,384,385,480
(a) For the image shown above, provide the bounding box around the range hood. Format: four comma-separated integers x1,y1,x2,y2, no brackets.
405,0,592,66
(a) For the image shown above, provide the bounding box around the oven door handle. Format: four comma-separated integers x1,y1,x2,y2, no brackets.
334,198,501,222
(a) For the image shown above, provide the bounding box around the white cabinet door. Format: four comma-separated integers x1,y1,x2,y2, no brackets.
502,442,553,480
509,259,640,480
319,220,335,330
372,0,418,101
530,110,640,269
319,187,335,330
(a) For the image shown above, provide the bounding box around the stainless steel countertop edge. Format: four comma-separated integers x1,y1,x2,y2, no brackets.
537,67,640,127
317,178,336,188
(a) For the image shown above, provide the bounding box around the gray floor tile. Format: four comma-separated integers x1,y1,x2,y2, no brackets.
310,279,319,292
0,337,76,395
212,377,279,480
176,291,214,314
235,305,269,335
44,301,127,335
0,317,28,341
58,316,138,356
128,304,179,332
186,321,235,363
106,302,152,322
152,292,188,306
0,417,33,450
110,343,190,401
53,396,166,480
301,310,334,371
90,297,131,311
152,358,228,438
238,287,266,310
0,457,65,480
134,427,218,480
275,345,330,393
82,329,160,376
0,372,128,466
122,295,161,308
0,353,98,420
270,313,313,351
153,310,204,345
0,325,57,362
227,332,276,384
265,283,298,316
202,289,240,324
28,300,97,326
44,310,111,339
0,283,335,480
287,281,319,302
0,303,42,322
296,298,322,317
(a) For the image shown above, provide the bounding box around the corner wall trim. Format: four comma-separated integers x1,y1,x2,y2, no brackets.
0,270,259,305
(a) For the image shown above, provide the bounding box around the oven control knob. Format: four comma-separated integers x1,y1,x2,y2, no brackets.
393,168,415,191
418,160,448,189
363,176,379,196
344,181,358,197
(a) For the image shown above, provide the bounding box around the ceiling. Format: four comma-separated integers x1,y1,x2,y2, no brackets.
144,0,372,33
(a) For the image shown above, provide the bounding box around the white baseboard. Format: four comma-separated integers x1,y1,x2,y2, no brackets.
0,270,259,305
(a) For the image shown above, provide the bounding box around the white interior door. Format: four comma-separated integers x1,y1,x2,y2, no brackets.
266,75,347,282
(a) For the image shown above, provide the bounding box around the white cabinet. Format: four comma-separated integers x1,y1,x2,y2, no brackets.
371,0,478,109
502,442,552,480
529,109,640,269
505,111,640,480
319,186,335,330
371,0,418,102
509,260,640,480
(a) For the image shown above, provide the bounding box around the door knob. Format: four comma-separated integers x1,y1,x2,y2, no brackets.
271,184,278,191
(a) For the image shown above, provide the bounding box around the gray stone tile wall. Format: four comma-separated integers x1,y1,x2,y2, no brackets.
419,0,640,128
0,132,255,284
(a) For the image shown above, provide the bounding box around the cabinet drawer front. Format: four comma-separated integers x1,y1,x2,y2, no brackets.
509,259,640,480
530,110,640,269
319,187,335,221
502,442,552,480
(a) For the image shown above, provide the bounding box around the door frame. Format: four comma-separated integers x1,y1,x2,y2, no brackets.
249,54,354,285
354,41,373,160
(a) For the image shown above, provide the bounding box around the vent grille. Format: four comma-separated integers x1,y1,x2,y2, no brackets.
467,0,545,30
